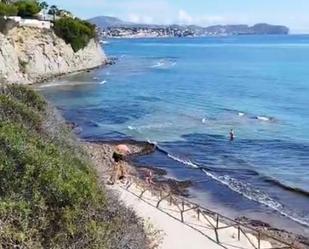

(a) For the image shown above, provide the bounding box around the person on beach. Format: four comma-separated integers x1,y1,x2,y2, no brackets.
145,169,154,185
229,129,235,141
107,151,124,184
118,162,127,182
108,145,131,185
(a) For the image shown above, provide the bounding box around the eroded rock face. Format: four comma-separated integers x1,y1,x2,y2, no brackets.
0,27,107,84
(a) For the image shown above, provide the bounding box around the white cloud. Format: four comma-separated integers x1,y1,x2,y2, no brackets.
104,0,173,24
198,15,227,25
127,14,154,24
178,9,193,24
127,13,140,23
176,9,228,26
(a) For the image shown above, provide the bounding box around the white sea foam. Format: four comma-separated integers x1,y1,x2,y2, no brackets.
206,171,309,227
256,116,270,121
151,61,165,68
147,139,158,146
38,81,94,88
100,80,107,85
167,154,199,169
128,123,172,131
37,82,64,88
202,118,207,123
151,59,176,69
127,125,135,130
238,112,245,117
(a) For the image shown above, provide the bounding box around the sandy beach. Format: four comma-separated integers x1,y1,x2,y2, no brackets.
112,183,271,249
83,141,305,249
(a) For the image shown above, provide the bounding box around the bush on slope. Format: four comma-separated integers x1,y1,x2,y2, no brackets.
0,84,148,249
54,17,96,52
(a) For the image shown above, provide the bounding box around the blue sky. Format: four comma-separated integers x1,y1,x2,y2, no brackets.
48,0,309,33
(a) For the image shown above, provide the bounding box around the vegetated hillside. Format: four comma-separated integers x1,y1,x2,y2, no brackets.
204,23,289,35
250,23,289,34
0,85,149,249
88,16,134,28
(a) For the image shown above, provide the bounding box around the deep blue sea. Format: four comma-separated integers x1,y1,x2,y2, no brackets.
39,36,309,236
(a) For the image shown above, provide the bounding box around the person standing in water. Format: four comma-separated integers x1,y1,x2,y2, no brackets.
229,129,235,141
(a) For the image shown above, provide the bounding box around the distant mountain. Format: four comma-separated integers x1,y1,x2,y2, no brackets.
204,25,249,34
250,23,289,34
88,16,134,28
88,16,166,29
205,23,289,35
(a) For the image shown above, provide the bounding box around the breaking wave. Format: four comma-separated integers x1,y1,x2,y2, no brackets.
151,59,176,69
255,116,274,121
127,122,173,131
158,149,309,227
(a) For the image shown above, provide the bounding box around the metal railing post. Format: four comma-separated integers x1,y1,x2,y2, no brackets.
120,177,301,249
216,214,219,228
215,214,220,243
180,200,185,223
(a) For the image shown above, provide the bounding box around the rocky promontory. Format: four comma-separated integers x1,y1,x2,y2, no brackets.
0,26,107,84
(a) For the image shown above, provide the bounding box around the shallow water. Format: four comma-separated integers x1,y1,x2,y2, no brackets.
39,35,309,236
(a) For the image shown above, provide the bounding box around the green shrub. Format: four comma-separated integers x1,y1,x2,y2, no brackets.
14,0,42,18
0,2,18,16
5,84,47,112
0,85,149,248
0,122,110,248
54,17,96,52
0,95,42,129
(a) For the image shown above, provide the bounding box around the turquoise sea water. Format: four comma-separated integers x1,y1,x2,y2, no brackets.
39,36,309,235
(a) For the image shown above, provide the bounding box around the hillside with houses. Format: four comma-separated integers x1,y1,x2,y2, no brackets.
89,16,290,39
1,0,74,29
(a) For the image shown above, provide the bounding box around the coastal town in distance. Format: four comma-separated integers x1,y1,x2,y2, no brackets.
89,16,290,39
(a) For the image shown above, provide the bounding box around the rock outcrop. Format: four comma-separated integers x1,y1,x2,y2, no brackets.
0,26,107,84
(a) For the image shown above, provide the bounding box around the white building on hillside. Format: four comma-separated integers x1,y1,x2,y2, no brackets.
5,16,52,29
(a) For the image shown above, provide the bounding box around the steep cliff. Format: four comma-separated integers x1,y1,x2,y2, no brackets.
0,26,107,84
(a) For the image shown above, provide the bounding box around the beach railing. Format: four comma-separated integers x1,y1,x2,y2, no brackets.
121,177,299,249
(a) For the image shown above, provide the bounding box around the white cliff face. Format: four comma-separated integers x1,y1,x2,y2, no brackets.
0,27,107,84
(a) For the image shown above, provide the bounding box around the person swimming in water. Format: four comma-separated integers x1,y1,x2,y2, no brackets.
229,129,235,141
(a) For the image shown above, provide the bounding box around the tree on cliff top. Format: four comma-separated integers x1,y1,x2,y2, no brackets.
0,2,18,16
39,0,48,10
14,0,42,18
54,17,96,52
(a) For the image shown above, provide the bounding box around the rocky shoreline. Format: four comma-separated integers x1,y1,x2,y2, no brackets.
83,139,309,249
